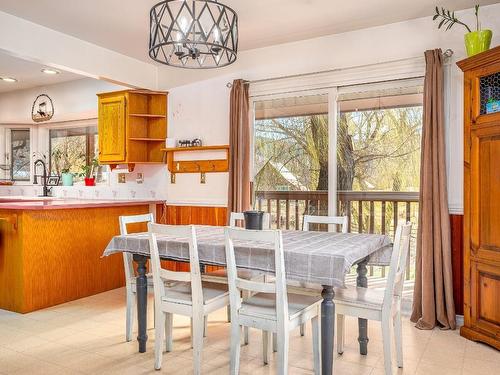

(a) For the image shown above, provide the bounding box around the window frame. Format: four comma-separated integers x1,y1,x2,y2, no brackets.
250,87,338,216
1,126,34,184
9,128,31,182
48,125,97,176
249,59,426,218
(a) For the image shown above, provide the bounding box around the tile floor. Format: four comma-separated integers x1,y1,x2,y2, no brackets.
0,288,499,374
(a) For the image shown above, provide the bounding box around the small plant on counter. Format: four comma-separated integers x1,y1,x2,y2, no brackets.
433,4,492,57
81,158,99,186
61,168,74,187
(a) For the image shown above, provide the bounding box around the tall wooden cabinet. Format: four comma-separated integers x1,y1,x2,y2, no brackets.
97,90,168,171
458,46,500,350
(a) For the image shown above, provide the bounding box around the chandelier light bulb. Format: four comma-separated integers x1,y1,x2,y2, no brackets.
179,16,189,34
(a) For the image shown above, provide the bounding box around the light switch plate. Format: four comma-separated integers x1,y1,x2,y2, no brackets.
200,172,206,184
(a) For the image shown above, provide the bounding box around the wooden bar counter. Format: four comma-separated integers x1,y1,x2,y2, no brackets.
0,198,160,313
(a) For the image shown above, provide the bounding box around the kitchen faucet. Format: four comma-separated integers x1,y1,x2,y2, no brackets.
33,159,51,197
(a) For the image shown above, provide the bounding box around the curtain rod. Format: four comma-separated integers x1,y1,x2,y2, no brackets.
226,49,454,88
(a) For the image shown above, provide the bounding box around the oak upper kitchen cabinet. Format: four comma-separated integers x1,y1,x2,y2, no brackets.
97,90,168,171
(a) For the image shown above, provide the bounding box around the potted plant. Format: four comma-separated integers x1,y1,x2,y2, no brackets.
61,168,74,186
82,158,99,186
433,5,492,57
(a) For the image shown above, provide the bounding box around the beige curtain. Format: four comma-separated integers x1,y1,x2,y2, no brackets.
227,79,251,220
411,49,456,330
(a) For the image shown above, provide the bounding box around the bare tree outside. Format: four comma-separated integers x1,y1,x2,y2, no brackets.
49,126,97,179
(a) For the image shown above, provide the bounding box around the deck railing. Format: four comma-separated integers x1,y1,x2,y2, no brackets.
255,190,419,280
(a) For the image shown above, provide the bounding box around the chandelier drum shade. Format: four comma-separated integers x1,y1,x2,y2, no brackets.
149,0,238,69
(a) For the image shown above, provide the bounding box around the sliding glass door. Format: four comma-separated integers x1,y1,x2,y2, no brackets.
253,92,330,229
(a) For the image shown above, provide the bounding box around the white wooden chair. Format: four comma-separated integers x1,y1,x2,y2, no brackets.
335,222,412,375
121,214,211,342
202,211,270,344
148,223,230,372
297,215,348,336
225,227,322,375
119,213,155,342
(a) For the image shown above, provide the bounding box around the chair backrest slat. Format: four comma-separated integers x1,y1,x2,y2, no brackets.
383,222,412,308
230,212,271,229
303,215,348,233
147,223,203,307
119,213,154,282
236,278,276,294
225,227,288,323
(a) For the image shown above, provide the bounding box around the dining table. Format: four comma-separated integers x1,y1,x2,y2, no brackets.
103,225,393,374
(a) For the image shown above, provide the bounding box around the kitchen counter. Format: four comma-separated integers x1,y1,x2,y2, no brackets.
0,198,161,313
0,197,163,210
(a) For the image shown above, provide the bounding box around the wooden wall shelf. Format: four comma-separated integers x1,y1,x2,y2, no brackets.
162,145,229,174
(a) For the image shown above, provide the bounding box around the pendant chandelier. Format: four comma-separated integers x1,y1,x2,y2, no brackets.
149,0,238,69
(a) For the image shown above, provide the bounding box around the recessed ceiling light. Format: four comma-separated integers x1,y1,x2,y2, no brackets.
0,77,17,83
41,68,60,75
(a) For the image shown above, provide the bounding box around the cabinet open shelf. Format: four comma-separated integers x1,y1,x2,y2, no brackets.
129,113,166,118
129,137,165,142
161,145,229,174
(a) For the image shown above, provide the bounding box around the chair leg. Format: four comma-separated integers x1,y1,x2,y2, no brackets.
230,324,241,375
393,311,403,368
241,290,250,345
276,327,289,375
190,318,193,349
337,314,345,355
204,316,208,338
154,311,166,370
311,316,320,375
262,330,272,365
272,332,277,352
244,327,249,345
381,316,393,375
192,314,204,375
125,290,135,342
165,312,173,352
300,323,305,336
226,305,231,322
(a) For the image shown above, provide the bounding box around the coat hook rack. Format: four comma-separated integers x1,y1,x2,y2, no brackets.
161,145,230,176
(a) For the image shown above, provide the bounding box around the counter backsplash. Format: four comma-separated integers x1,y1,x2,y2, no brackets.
0,184,167,200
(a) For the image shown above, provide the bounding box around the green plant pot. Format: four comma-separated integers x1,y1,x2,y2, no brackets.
465,30,492,57
61,173,74,186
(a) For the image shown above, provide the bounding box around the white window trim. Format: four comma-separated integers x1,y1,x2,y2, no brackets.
0,118,98,183
2,125,34,184
249,56,425,98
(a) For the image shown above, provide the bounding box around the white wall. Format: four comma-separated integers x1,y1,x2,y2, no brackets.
163,3,500,212
0,78,123,123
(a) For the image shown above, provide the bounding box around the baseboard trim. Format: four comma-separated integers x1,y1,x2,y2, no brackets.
456,314,464,327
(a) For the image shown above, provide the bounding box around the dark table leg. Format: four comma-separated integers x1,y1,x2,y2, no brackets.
356,259,369,355
321,285,335,375
133,254,148,353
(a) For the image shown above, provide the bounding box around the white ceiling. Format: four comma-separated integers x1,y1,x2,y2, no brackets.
0,0,497,64
0,53,83,93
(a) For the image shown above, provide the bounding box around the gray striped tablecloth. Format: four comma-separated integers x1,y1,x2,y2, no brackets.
103,226,392,287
